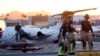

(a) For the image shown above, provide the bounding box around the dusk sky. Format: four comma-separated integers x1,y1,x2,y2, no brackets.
0,0,100,15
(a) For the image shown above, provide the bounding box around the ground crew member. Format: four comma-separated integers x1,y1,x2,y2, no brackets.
15,23,21,42
66,16,78,54
58,23,68,56
81,14,94,51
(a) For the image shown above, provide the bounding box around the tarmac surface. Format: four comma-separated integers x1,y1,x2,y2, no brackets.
0,37,100,56
0,52,57,56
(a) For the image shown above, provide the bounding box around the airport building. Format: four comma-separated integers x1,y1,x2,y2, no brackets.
1,15,100,28
5,19,28,26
